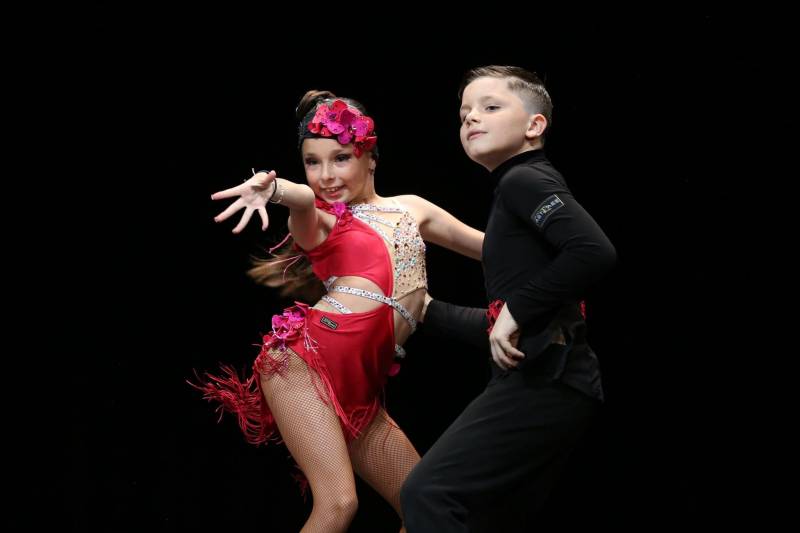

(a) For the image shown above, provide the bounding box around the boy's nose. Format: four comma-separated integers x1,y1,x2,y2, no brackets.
464,111,480,124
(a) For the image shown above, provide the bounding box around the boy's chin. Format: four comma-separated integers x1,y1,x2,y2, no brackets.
466,150,499,170
465,147,488,163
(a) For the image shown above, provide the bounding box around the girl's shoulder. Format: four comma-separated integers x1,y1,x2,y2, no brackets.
384,194,431,225
387,194,424,209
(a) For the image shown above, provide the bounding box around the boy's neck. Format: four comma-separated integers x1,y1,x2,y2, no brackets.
488,147,547,177
485,142,544,172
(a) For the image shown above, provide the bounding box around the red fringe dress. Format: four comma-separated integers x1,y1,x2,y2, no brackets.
193,198,427,447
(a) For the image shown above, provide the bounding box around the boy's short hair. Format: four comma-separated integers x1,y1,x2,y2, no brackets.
458,65,553,126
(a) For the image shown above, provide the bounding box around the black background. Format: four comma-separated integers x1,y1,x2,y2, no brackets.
56,10,788,532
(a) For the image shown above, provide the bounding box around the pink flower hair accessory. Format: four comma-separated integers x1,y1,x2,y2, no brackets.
307,100,377,158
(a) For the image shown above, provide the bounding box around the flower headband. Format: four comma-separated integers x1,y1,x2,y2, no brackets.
300,99,378,158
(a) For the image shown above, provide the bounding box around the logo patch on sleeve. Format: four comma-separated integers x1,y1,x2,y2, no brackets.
531,194,565,228
320,316,338,330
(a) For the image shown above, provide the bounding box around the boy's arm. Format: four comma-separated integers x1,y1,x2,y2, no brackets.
394,195,487,348
422,297,490,352
500,169,617,327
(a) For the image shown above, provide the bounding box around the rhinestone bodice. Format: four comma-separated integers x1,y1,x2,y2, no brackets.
349,200,428,299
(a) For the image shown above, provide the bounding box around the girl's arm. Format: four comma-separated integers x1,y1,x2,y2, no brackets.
212,171,327,249
398,195,483,260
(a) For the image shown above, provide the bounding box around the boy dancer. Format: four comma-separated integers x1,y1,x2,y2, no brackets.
401,66,617,531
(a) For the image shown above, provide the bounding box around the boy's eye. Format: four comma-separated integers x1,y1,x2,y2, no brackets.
305,159,318,165
486,105,500,111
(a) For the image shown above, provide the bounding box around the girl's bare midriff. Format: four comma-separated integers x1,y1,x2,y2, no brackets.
312,275,425,346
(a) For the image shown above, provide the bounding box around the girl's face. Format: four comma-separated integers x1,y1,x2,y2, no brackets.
302,138,374,204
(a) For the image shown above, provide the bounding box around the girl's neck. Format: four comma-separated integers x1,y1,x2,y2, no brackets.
349,191,380,205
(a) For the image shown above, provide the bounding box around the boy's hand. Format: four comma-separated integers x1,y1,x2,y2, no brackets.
489,305,525,370
420,292,433,323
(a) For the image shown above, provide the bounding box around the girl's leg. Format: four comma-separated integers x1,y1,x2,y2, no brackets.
261,349,358,533
349,408,421,532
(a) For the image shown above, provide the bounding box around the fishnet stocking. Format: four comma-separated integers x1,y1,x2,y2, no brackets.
260,349,358,533
349,408,420,528
260,349,419,532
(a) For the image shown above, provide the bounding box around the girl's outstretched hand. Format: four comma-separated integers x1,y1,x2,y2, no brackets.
211,170,277,234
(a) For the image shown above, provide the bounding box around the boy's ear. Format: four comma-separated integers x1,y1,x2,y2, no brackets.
525,114,548,140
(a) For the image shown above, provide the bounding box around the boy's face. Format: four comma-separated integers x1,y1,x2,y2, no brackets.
459,76,537,171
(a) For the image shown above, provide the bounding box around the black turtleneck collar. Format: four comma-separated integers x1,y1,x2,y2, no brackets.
490,149,548,179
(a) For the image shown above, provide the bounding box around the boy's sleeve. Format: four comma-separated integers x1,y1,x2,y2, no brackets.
423,299,489,351
499,168,617,328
